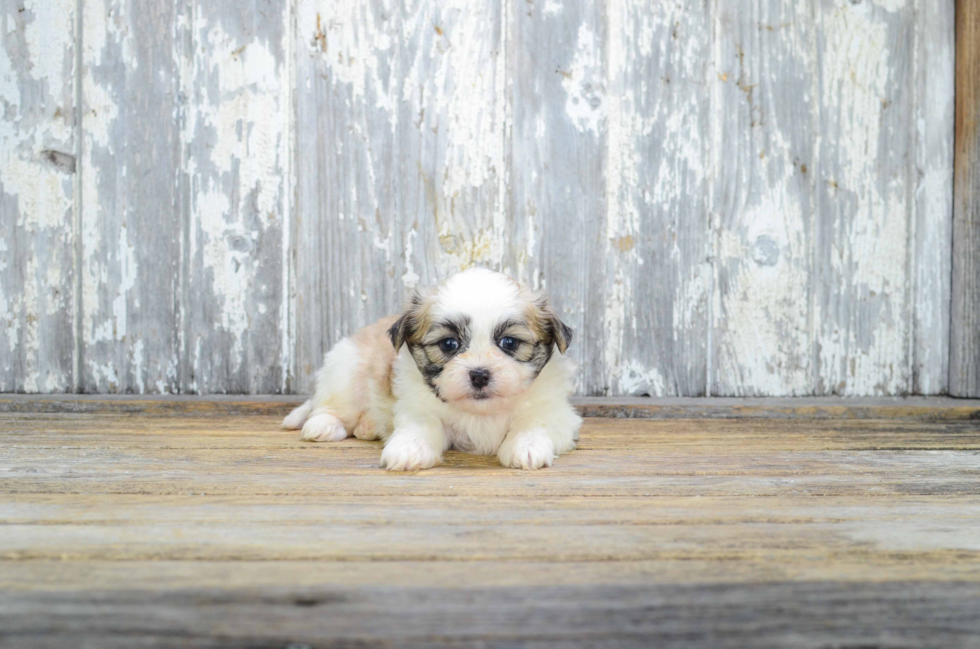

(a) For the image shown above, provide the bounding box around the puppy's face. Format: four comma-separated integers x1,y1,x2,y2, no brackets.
388,269,572,413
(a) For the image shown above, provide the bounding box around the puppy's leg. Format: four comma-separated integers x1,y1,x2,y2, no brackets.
379,417,447,471
297,338,361,443
352,381,393,441
282,400,313,430
498,400,582,470
352,416,377,440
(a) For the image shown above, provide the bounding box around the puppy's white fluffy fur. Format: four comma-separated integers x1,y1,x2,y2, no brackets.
283,268,581,471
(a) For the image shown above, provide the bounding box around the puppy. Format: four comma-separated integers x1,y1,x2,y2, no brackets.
282,268,581,471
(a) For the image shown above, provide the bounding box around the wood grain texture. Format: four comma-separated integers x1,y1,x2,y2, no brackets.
710,0,814,395
5,582,980,649
1,405,980,646
0,0,77,393
510,0,608,394
293,0,400,391
6,557,980,592
912,0,954,394
3,393,980,420
79,0,182,393
813,0,917,396
78,0,292,395
293,0,508,392
177,0,290,394
604,0,711,396
0,0,962,397
952,0,980,397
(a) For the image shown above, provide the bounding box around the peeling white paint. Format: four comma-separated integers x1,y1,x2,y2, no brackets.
562,22,605,136
0,0,76,393
619,359,667,396
874,0,908,13
817,0,910,395
181,12,290,384
20,253,39,393
131,338,145,393
86,359,119,391
602,0,630,393
281,0,296,394
401,226,420,289
601,0,711,396
1,0,958,397
110,223,136,342
21,0,73,140
910,0,954,394
543,1,563,17
80,0,124,371
81,0,119,148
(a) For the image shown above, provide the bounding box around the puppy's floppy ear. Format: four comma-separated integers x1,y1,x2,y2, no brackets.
387,290,426,350
532,294,573,354
547,311,573,354
387,315,410,351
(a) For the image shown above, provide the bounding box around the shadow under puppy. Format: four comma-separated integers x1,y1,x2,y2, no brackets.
282,268,581,471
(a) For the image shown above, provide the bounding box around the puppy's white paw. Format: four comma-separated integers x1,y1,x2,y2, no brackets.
498,430,556,470
282,401,312,430
380,432,442,471
301,413,348,442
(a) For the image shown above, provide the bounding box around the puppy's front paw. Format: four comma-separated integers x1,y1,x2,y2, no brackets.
498,430,556,470
281,401,312,430
301,413,348,442
380,432,442,471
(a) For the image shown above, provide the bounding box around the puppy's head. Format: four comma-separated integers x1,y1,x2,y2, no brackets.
388,268,572,412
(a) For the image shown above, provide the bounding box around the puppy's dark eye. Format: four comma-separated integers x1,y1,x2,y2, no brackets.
439,338,460,353
499,337,519,352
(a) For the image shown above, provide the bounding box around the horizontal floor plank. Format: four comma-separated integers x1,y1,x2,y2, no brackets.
4,582,980,649
3,501,979,562
5,493,976,525
4,415,980,450
2,394,980,420
6,559,980,592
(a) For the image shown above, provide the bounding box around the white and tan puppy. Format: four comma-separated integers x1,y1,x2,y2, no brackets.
282,268,581,471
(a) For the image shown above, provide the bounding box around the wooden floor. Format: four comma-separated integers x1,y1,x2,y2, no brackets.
2,397,980,648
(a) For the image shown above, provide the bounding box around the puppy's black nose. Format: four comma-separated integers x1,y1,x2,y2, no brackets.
469,368,491,389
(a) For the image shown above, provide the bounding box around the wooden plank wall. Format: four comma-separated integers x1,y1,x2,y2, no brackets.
0,0,959,397
0,0,77,393
952,0,980,397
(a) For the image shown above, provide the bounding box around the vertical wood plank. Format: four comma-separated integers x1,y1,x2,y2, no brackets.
911,0,954,395
951,0,980,397
293,0,507,392
603,0,710,396
293,0,396,392
178,0,290,394
812,0,915,395
80,0,181,393
0,1,77,392
710,1,815,396
393,0,508,293
511,0,608,394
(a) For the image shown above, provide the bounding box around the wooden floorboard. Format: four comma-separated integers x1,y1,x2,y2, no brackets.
3,394,980,420
1,400,979,647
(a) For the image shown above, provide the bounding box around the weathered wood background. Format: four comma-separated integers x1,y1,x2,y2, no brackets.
0,0,958,396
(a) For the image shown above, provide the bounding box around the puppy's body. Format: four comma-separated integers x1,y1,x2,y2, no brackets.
283,269,581,471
